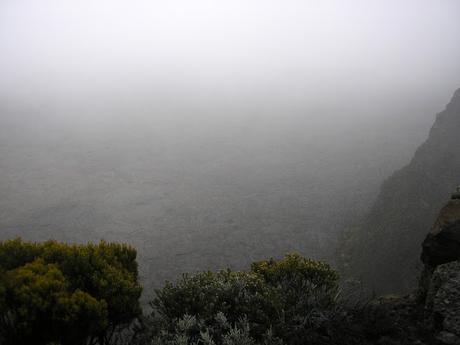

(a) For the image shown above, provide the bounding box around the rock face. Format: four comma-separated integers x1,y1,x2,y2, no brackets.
343,183,460,344
348,88,460,294
354,261,460,345
422,220,460,267
357,197,460,345
425,261,460,344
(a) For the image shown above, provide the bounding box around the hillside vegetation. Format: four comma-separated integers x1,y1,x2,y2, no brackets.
0,240,375,345
4,238,458,345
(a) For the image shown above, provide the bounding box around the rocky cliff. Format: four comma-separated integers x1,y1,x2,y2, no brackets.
345,88,460,294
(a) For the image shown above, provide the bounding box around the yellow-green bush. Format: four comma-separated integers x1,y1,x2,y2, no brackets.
0,238,142,345
251,253,339,307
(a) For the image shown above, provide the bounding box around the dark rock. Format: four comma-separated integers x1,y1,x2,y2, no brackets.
437,331,460,345
425,261,460,344
421,220,460,267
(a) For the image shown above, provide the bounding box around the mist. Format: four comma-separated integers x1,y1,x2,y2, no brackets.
1,0,460,296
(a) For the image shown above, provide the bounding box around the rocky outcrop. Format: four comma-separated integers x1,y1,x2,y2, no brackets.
421,220,460,267
355,192,460,345
361,260,460,345
419,193,460,297
418,195,460,344
421,190,460,267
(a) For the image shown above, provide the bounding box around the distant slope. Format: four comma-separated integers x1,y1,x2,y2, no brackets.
346,88,460,294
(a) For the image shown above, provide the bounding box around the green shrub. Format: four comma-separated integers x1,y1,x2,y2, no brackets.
0,238,142,345
251,253,339,309
152,269,278,337
146,253,340,345
251,253,339,343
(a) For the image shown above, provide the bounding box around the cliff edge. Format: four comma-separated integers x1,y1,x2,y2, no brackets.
346,88,460,294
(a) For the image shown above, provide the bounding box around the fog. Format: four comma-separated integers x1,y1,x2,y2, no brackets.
1,0,460,296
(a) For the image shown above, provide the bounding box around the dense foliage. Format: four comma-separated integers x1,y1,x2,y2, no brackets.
0,238,142,345
2,241,433,345
153,269,277,329
135,253,342,345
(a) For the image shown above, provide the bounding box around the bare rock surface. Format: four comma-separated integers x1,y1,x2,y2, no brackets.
425,261,460,344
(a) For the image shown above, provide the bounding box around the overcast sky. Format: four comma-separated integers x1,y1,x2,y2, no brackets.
0,0,459,117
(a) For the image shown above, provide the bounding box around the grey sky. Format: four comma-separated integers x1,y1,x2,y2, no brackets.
1,0,459,114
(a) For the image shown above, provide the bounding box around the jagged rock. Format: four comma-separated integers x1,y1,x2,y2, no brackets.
425,261,460,344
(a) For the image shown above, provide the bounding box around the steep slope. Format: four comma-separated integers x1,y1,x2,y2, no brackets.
347,88,460,294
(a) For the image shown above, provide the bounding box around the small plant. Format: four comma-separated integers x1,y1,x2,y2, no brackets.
147,313,283,345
